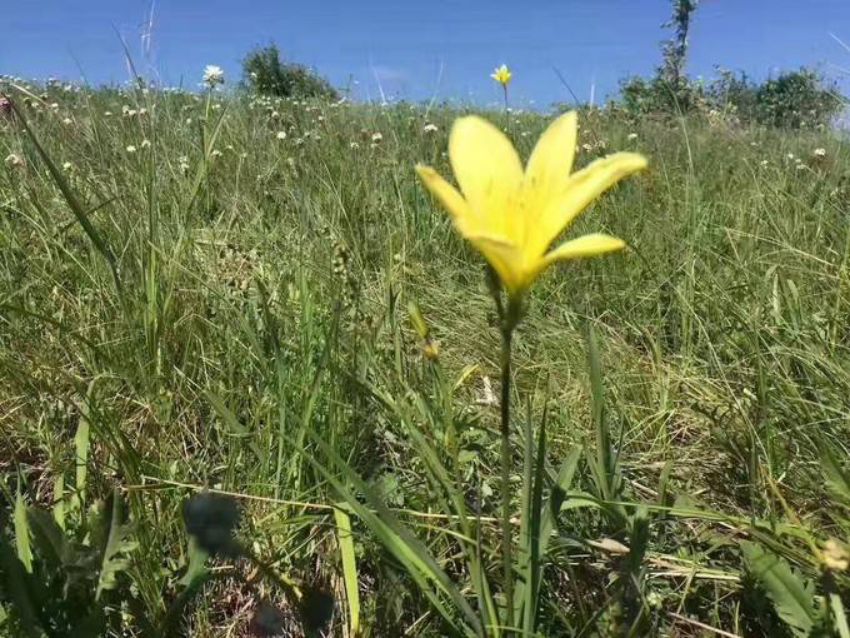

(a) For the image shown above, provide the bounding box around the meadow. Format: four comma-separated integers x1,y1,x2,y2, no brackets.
2,79,850,636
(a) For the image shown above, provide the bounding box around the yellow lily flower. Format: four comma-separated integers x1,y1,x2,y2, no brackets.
490,64,512,87
415,112,647,298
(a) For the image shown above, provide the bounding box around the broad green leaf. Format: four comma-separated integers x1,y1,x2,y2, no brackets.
53,474,65,531
829,591,850,638
741,542,819,637
333,505,360,636
14,491,33,574
819,441,850,506
541,447,582,559
74,401,92,503
0,532,44,638
179,538,209,587
27,508,68,569
95,492,139,600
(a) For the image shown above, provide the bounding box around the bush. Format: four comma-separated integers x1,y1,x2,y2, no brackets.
752,68,842,128
621,67,843,129
620,75,704,116
242,43,339,100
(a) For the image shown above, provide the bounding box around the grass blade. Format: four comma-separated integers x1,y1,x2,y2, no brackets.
333,505,361,637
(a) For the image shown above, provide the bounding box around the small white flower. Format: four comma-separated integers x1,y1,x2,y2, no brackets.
138,107,148,117
126,145,137,154
476,376,498,407
276,131,287,140
210,149,222,159
423,123,439,133
813,148,827,158
62,161,73,171
203,65,225,88
786,153,795,161
185,117,193,126
50,102,59,111
349,141,360,149
140,139,151,149
178,155,190,174
270,110,280,120
62,117,72,125
5,153,24,169
581,143,593,152
371,132,383,143
627,133,638,141
759,160,768,167
104,111,112,117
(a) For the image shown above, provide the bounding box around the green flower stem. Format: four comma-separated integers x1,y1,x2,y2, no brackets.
499,299,520,631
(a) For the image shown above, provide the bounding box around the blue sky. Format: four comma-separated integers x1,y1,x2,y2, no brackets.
2,0,849,108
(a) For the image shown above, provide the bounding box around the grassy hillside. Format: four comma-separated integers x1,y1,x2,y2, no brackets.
2,82,849,636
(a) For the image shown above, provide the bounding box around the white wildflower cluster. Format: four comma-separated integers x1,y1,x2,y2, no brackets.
578,138,608,154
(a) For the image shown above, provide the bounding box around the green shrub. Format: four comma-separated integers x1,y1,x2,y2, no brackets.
242,43,339,100
753,68,842,128
620,74,704,116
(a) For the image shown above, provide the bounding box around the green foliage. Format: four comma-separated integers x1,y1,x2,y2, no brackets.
619,74,702,116
0,492,148,637
2,76,850,635
242,43,339,100
620,0,843,128
741,542,821,637
710,68,843,129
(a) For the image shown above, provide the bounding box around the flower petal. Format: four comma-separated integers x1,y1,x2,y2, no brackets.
468,235,526,294
524,111,578,197
415,164,480,236
534,233,626,280
522,111,578,254
449,116,523,238
530,152,647,257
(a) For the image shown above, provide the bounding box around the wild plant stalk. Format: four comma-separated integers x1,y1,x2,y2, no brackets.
491,273,522,630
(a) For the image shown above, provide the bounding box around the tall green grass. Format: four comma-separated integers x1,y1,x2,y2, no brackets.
1,81,849,635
